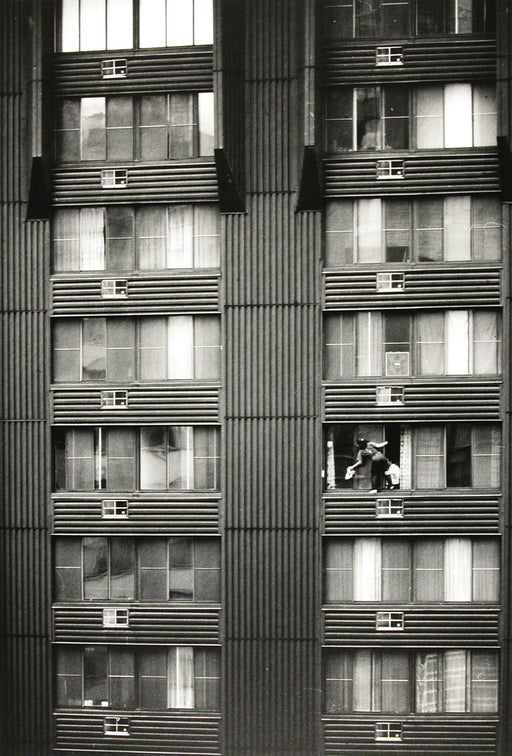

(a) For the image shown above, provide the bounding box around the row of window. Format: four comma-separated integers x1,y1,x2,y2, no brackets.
54,426,220,491
325,649,498,714
325,196,501,265
324,0,495,40
53,316,221,382
324,310,500,378
326,423,500,490
55,536,220,602
325,84,495,153
324,537,499,603
52,205,219,272
58,0,213,51
57,645,219,710
56,94,214,163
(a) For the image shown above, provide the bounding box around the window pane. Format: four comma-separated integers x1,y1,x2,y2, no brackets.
139,538,168,600
356,0,378,36
385,200,410,262
167,0,193,45
472,424,500,488
83,537,108,599
324,540,353,602
170,94,195,158
167,205,194,267
168,316,194,379
445,84,472,147
194,648,220,710
84,646,108,706
53,209,80,271
354,538,381,601
140,318,167,380
445,196,471,261
106,428,136,490
357,87,380,150
325,201,354,266
194,539,221,602
353,650,372,711
193,427,220,490
81,97,106,160
140,427,168,489
169,537,194,599
444,538,472,601
106,0,133,49
110,537,135,599
107,319,135,381
168,647,194,708
384,86,409,149
473,311,499,375
324,314,355,379
384,313,410,375
382,0,409,36
381,652,409,713
109,648,135,709
446,424,471,487
356,313,382,377
106,207,134,270
139,649,168,709
382,540,410,602
194,0,214,43
324,2,353,41
473,539,499,602
66,428,95,490
472,197,501,261
194,316,221,379
414,540,443,600
473,85,496,147
457,0,473,31
139,0,166,47
106,97,133,161
415,200,443,261
55,538,82,600
81,318,106,381
194,205,220,267
56,99,80,162
198,92,214,155
325,651,352,713
56,648,82,707
138,206,167,269
357,199,382,262
417,312,444,375
61,0,80,51
415,87,443,148
325,89,353,153
81,0,106,50
471,652,498,712
53,320,81,382
445,650,467,711
168,426,192,488
140,96,168,160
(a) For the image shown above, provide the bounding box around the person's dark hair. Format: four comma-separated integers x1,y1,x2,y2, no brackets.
356,438,368,449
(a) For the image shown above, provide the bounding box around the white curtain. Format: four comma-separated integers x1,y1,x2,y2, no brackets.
444,84,473,147
168,316,194,378
354,538,381,601
356,312,382,376
107,0,133,49
80,208,105,270
353,650,373,711
473,84,497,147
168,647,194,708
446,310,469,375
444,538,472,601
357,199,382,262
445,650,467,711
417,312,444,375
473,311,499,374
445,196,471,260
400,426,412,489
168,205,194,267
194,206,220,268
416,653,441,712
138,207,167,269
415,86,443,148
81,0,106,50
414,426,444,488
139,0,167,47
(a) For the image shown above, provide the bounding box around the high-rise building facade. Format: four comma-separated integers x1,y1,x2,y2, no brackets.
0,0,510,754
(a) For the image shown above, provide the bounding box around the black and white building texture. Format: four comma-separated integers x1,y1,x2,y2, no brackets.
1,0,511,754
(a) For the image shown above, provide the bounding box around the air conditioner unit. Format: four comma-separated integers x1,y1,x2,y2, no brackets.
385,351,409,376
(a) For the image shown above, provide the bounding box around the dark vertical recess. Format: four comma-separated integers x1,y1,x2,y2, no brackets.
0,2,52,754
222,0,322,753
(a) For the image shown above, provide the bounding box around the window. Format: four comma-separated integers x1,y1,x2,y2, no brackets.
58,0,213,51
52,316,221,382
54,426,221,491
325,196,501,265
324,423,500,490
52,205,220,272
324,310,500,378
324,649,498,714
55,536,221,601
324,1,410,40
325,84,496,153
323,0,495,40
417,0,495,35
324,537,499,603
139,0,213,47
56,646,220,710
55,94,214,162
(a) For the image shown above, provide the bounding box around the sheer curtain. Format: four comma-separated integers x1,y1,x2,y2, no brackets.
168,647,194,708
356,312,382,375
80,208,105,270
444,538,472,601
473,311,499,374
53,209,80,271
472,425,501,488
445,650,467,711
357,199,381,262
354,538,381,601
444,196,471,260
414,426,444,488
415,87,443,148
168,316,194,378
140,318,167,381
400,425,412,488
446,310,469,374
444,84,473,147
416,653,442,712
194,206,220,268
417,313,444,375
353,650,373,711
138,206,167,269
168,205,194,267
